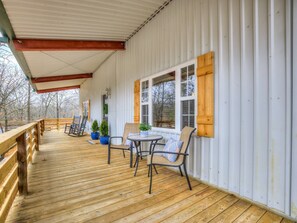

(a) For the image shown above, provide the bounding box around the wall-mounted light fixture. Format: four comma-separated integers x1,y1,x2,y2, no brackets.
105,87,111,98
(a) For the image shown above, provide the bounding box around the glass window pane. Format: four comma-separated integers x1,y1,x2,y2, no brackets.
142,92,148,103
189,100,195,114
141,105,149,124
142,80,148,91
181,101,188,115
181,64,195,97
182,116,188,129
152,72,175,129
181,100,195,129
189,116,195,127
188,64,195,76
181,67,187,82
181,83,187,97
141,81,149,103
188,74,195,96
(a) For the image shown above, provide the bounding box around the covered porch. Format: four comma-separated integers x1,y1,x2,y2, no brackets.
0,0,297,222
5,130,292,222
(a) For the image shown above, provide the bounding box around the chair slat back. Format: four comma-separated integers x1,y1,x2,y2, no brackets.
73,115,81,125
80,116,88,129
176,126,196,163
122,123,140,144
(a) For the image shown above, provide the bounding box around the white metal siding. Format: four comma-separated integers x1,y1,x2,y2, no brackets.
80,0,295,219
291,0,297,218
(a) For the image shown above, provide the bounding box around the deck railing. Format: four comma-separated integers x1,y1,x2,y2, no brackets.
0,119,45,222
44,118,73,131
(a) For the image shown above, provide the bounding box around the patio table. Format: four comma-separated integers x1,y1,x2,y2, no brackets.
127,134,163,176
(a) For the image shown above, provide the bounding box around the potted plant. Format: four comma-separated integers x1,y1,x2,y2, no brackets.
90,120,100,140
139,123,151,137
99,120,110,144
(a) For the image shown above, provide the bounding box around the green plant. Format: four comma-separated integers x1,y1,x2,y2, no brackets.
91,120,99,132
99,120,109,136
103,104,108,115
139,123,152,131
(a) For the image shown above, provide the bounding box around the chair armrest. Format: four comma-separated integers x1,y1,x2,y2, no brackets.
109,136,123,144
152,151,189,156
150,151,188,165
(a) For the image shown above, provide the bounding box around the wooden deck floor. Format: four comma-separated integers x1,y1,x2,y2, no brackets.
6,131,293,223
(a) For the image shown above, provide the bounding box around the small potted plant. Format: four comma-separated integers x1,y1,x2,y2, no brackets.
99,120,110,144
139,123,151,137
90,120,100,140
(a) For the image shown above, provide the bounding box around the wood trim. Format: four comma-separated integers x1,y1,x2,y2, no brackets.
13,39,125,51
134,80,140,123
196,51,215,137
31,73,92,83
37,85,80,94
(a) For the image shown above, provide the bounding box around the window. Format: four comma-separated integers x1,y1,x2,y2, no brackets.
180,64,195,129
139,60,195,131
141,80,149,103
152,72,175,129
181,100,195,129
141,80,149,124
181,64,195,97
141,104,149,124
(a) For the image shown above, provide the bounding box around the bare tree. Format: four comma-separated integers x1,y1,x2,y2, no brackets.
0,44,27,131
0,44,80,131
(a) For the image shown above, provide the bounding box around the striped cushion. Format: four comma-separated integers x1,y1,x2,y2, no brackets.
162,138,183,162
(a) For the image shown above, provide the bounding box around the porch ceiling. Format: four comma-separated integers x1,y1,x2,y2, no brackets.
0,0,171,93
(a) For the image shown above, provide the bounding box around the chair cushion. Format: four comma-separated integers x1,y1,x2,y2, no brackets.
110,144,130,150
147,154,183,166
161,138,184,162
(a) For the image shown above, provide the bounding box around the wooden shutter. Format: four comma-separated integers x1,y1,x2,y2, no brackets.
196,51,214,137
134,79,140,123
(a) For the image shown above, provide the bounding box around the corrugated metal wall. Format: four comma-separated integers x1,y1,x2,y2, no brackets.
291,0,297,219
80,0,296,219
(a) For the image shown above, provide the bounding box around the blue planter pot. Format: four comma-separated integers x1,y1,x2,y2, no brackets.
91,132,99,140
100,136,110,145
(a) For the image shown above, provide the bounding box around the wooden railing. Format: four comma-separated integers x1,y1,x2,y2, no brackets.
44,118,73,131
0,119,44,222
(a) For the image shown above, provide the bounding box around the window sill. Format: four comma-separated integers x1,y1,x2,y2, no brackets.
151,127,181,135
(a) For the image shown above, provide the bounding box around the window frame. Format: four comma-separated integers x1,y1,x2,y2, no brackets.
140,59,196,133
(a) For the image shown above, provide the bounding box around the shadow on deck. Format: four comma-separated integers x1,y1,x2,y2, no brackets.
6,131,293,222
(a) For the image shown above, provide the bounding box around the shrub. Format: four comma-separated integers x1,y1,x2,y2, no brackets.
99,120,109,136
91,120,99,132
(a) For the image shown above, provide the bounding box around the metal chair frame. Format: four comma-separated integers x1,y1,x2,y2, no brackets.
148,127,196,194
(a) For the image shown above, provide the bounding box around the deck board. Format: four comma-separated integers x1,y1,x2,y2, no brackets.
5,131,294,223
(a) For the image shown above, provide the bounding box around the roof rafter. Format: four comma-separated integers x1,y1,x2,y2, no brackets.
13,39,125,51
31,73,93,83
36,85,80,94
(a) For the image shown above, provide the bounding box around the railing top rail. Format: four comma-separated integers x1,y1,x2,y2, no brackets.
0,120,43,155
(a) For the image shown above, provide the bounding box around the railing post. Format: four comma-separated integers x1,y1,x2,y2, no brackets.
36,122,40,151
16,133,28,195
41,120,44,136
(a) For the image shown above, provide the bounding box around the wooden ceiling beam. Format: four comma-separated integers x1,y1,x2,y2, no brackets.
13,39,125,51
36,85,80,94
31,73,92,83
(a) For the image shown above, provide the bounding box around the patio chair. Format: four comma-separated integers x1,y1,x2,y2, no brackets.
147,126,196,194
64,115,81,134
108,123,140,168
69,115,88,136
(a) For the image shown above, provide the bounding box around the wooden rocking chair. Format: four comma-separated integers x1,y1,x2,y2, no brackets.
64,115,81,134
69,115,88,136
